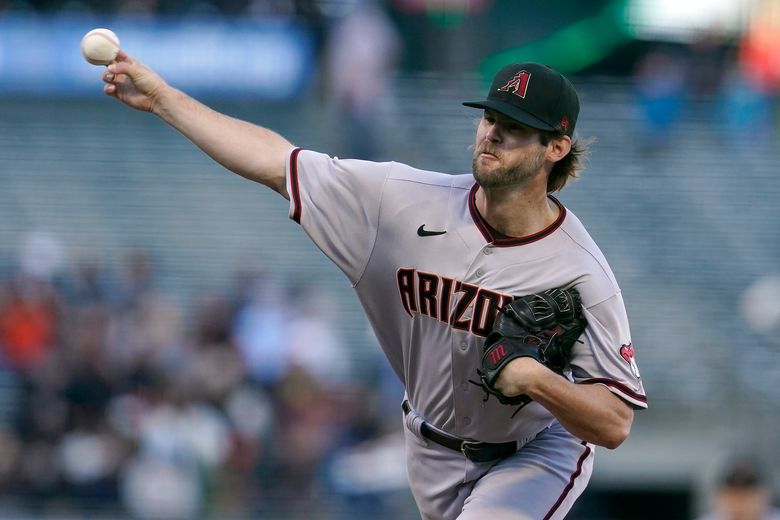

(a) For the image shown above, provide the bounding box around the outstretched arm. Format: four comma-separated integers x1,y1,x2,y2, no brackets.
103,50,291,198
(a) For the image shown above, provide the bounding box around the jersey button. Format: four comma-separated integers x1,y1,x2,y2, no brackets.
483,247,493,255
463,416,471,425
460,381,469,391
459,341,468,351
475,269,484,277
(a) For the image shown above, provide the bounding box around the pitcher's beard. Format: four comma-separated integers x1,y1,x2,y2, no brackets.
472,149,545,189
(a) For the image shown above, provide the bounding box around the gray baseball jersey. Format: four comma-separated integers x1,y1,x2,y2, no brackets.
285,147,647,518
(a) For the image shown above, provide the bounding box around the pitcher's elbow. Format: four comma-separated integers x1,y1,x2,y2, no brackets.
603,422,632,449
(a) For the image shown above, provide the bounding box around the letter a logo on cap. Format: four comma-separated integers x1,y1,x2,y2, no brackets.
498,71,531,98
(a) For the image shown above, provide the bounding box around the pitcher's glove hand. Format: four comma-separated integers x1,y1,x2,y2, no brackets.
477,287,587,406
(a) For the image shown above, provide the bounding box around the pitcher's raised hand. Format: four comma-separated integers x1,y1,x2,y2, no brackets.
103,51,168,113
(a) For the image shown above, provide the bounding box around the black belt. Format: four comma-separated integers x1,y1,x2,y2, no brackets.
402,401,517,463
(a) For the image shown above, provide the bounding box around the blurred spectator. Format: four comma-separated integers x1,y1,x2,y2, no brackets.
120,379,232,518
0,276,60,373
739,0,780,95
695,455,780,520
222,381,274,488
232,274,292,388
271,365,349,516
718,52,775,156
633,48,686,155
326,428,408,515
287,289,352,387
183,292,245,402
106,252,184,381
58,421,125,503
323,0,401,160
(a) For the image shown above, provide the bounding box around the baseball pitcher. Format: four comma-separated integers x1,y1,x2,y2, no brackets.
100,51,647,519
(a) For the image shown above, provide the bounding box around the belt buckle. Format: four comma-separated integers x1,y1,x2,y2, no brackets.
460,440,484,462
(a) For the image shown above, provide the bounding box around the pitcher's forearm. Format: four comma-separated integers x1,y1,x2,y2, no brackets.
153,86,291,197
498,358,633,448
527,373,633,449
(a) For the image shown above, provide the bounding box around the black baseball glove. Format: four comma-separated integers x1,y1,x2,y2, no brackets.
476,286,587,407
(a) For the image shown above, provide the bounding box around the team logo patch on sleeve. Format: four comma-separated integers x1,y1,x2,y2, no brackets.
620,343,641,379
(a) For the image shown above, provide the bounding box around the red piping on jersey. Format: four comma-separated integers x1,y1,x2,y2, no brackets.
468,184,566,247
581,378,648,406
543,441,591,520
290,147,303,224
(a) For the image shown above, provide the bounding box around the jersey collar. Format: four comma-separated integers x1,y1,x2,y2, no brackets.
467,184,566,247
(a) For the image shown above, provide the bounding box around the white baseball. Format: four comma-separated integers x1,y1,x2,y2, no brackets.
80,28,120,66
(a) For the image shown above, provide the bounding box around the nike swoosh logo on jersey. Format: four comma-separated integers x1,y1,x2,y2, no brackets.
417,225,447,237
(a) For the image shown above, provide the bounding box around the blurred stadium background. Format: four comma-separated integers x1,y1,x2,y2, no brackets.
2,0,780,518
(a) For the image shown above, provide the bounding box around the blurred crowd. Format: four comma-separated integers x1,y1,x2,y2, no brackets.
631,33,780,158
632,1,780,157
0,238,407,518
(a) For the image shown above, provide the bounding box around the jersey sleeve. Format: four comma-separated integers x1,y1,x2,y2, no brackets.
570,293,648,409
286,148,391,285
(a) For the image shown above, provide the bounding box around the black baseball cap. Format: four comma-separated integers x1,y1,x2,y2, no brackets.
463,62,580,137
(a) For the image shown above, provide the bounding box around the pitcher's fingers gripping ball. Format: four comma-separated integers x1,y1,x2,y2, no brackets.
477,286,588,407
81,28,120,66
78,27,165,113
100,52,167,113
